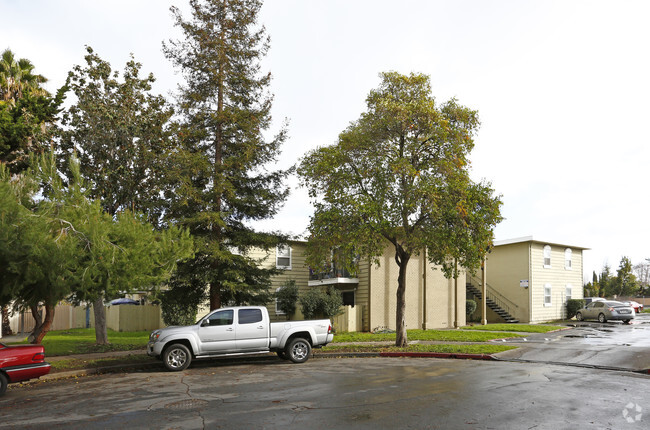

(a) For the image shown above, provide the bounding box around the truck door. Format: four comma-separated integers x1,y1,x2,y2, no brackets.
198,309,237,353
236,308,269,350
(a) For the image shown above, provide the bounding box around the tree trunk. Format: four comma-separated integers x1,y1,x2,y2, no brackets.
395,248,411,347
28,304,55,344
1,306,12,336
210,284,222,310
93,296,109,345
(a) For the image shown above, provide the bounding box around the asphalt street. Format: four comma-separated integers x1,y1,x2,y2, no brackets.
1,356,649,429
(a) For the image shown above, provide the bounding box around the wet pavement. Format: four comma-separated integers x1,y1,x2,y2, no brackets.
2,356,649,429
494,313,650,372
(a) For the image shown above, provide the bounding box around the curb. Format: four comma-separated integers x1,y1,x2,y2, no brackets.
379,352,496,360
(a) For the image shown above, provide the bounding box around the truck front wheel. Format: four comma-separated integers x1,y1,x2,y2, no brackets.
163,343,192,371
285,337,311,363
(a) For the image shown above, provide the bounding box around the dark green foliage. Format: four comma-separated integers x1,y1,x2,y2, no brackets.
160,281,205,327
162,0,291,310
299,287,343,320
59,46,174,225
275,280,299,317
567,299,585,319
466,299,477,316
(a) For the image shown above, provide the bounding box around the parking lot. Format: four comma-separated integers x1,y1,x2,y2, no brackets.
496,313,650,371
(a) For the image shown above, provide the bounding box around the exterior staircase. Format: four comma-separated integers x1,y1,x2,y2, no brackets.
466,283,519,323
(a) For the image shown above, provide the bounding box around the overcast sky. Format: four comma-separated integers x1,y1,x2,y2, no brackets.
3,0,649,282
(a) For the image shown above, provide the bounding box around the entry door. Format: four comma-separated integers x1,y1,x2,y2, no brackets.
198,309,237,353
236,308,268,350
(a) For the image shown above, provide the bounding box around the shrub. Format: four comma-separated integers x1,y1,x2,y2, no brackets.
160,281,205,327
299,288,324,319
275,280,299,317
299,287,343,319
566,299,585,319
466,299,477,316
321,287,343,318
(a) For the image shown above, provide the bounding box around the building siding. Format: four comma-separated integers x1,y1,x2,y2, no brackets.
529,243,584,322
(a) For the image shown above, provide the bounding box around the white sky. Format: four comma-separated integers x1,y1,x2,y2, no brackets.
3,0,649,282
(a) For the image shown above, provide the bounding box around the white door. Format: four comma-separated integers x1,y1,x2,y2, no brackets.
236,308,268,350
198,309,237,353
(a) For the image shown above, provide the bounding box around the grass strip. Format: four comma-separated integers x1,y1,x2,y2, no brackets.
333,329,524,343
50,354,154,372
8,328,150,356
460,324,565,333
321,343,517,355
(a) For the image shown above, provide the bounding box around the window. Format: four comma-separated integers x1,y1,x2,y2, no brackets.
565,284,572,302
543,245,551,268
238,308,263,324
544,284,552,306
276,245,291,269
207,310,233,326
341,291,355,307
564,248,572,270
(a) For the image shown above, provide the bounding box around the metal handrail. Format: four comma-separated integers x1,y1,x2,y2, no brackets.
468,275,519,316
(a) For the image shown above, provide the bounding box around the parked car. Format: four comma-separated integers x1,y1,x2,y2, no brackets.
148,306,334,371
575,300,635,324
0,343,51,396
624,301,644,313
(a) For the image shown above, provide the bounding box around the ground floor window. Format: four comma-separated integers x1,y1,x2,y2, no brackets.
544,284,552,306
341,290,355,307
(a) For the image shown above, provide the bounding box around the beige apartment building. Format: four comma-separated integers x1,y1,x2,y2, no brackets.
263,240,466,332
467,236,587,323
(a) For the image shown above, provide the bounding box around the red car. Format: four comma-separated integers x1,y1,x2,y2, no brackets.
0,343,51,396
625,301,644,313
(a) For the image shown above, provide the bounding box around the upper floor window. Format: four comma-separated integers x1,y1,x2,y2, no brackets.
543,245,552,268
276,245,292,269
565,248,572,270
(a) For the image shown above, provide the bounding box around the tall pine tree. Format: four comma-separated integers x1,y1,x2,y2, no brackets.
163,0,291,310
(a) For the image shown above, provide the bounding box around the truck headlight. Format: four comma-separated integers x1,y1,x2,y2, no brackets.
150,330,161,342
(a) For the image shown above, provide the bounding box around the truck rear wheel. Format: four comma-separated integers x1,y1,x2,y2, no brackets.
163,343,192,371
285,337,311,363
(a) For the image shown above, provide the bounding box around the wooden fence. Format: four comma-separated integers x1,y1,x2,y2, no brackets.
7,304,165,335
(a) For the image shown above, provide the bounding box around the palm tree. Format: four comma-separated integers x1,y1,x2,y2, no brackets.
0,49,48,103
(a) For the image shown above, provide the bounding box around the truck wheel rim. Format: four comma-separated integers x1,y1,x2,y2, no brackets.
168,348,187,369
292,341,308,360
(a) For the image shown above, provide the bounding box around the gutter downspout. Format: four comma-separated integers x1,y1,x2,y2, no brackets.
481,258,487,325
454,258,459,328
422,248,427,330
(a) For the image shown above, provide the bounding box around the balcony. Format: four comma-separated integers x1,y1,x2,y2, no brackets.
308,265,358,287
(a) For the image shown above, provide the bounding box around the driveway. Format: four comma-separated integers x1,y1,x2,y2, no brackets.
495,313,650,371
2,357,650,429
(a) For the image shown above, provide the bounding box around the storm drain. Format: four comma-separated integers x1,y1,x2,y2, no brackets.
165,399,209,410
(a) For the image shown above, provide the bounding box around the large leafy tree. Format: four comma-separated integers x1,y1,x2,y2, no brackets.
299,72,502,347
0,154,194,344
163,0,291,310
0,48,65,174
59,46,174,225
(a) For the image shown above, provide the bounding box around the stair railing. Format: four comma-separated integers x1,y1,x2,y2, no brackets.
467,275,519,318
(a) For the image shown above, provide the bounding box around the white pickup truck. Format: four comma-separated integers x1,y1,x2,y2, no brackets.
148,306,334,371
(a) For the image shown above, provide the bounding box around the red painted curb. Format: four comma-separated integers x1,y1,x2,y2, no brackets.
378,352,495,360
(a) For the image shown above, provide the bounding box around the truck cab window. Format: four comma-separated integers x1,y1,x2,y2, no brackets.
239,308,263,324
207,310,234,326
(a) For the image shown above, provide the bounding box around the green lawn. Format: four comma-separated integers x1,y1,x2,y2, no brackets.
322,343,517,355
460,324,566,333
333,329,525,343
8,328,150,356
